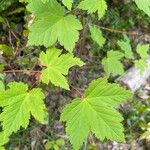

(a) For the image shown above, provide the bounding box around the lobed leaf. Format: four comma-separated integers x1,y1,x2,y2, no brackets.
39,47,85,90
89,25,106,48
0,82,46,138
61,77,132,150
117,35,134,59
134,44,149,73
78,0,107,19
102,50,124,75
27,0,82,53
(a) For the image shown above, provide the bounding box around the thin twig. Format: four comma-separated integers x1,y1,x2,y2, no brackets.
70,84,83,97
99,26,141,36
0,64,102,74
64,6,145,37
0,70,40,73
79,18,88,55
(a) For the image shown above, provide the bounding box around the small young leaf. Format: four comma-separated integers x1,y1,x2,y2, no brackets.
0,82,46,137
102,50,124,75
27,0,82,53
61,77,132,150
134,44,149,72
89,25,106,48
117,35,134,59
39,47,85,90
136,44,149,59
78,0,107,19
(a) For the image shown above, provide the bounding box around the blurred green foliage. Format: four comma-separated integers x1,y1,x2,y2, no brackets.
124,97,150,140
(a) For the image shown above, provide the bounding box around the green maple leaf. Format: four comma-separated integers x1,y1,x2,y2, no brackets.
78,0,107,19
134,44,149,73
134,0,150,17
117,35,134,59
39,47,85,90
61,77,132,150
62,0,73,10
27,0,82,53
89,25,106,48
0,82,46,137
102,50,124,75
